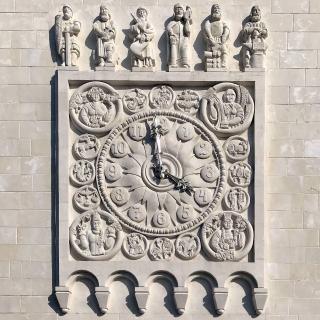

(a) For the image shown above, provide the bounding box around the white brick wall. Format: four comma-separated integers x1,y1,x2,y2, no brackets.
0,0,319,318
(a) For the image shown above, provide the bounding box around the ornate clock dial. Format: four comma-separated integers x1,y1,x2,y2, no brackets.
97,109,226,237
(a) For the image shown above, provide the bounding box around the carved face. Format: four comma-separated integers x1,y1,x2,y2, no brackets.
100,6,110,21
174,4,184,20
251,6,261,22
223,89,236,103
137,8,147,19
211,4,221,21
223,217,232,230
63,6,73,20
91,218,101,232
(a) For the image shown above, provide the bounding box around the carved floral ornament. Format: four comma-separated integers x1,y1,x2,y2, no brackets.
67,81,254,262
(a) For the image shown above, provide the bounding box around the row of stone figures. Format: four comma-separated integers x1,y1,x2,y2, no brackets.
55,4,268,71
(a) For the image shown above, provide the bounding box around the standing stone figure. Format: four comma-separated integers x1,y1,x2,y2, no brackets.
129,7,155,70
167,3,192,70
203,4,230,70
93,5,116,68
241,5,268,69
55,5,81,67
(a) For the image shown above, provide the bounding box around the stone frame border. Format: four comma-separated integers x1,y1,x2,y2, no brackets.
56,70,266,295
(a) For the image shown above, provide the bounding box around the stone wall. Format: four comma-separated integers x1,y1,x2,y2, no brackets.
0,0,319,319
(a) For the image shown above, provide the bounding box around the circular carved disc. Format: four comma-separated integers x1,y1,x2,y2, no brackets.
96,109,226,237
69,81,122,134
201,211,253,261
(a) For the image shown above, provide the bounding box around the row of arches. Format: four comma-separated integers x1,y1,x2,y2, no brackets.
54,270,267,316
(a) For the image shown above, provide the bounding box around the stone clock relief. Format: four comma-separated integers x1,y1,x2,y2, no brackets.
56,71,266,315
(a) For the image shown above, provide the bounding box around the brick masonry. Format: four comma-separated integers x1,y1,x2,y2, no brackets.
0,0,319,319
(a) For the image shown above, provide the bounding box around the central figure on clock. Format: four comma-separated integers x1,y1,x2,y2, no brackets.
97,110,226,237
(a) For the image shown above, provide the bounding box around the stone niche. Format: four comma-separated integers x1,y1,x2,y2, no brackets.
55,70,267,316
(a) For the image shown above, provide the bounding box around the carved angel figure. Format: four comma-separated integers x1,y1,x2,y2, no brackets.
203,4,230,69
241,5,268,69
77,212,116,256
167,3,192,69
93,5,116,66
129,7,155,69
55,5,81,66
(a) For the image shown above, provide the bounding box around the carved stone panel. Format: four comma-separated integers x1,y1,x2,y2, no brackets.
57,71,266,315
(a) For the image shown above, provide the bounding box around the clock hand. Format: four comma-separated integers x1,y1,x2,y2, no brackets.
163,169,194,194
151,117,164,179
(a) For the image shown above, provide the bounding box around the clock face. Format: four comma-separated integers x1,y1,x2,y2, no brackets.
97,109,226,237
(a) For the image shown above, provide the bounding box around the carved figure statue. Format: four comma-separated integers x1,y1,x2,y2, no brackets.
241,5,268,69
55,5,81,66
203,4,230,69
93,5,116,67
77,212,116,256
79,87,116,129
129,7,155,69
219,89,244,129
203,212,249,261
167,3,192,70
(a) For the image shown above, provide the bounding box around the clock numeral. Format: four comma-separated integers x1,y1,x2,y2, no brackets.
177,204,195,222
177,123,194,141
194,141,212,159
128,204,147,222
200,164,219,183
110,187,129,206
152,210,170,228
105,163,122,182
194,188,212,206
110,141,129,158
128,123,146,141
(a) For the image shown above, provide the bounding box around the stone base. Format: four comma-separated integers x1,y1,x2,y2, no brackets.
168,66,190,72
244,67,265,72
95,64,116,71
132,66,155,72
57,66,79,71
206,67,227,72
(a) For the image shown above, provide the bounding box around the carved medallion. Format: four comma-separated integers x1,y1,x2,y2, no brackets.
70,160,95,186
224,136,250,162
69,209,123,260
96,109,226,237
69,82,122,134
175,90,200,115
149,85,175,109
73,134,101,160
73,185,101,211
223,187,250,213
200,83,254,136
229,162,252,187
149,237,175,261
122,233,149,259
175,233,201,260
201,212,253,261
123,89,148,114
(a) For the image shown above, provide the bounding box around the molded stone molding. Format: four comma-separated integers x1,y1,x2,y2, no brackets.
173,286,189,314
95,286,110,314
55,286,71,313
253,287,268,315
213,287,228,314
135,286,149,314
